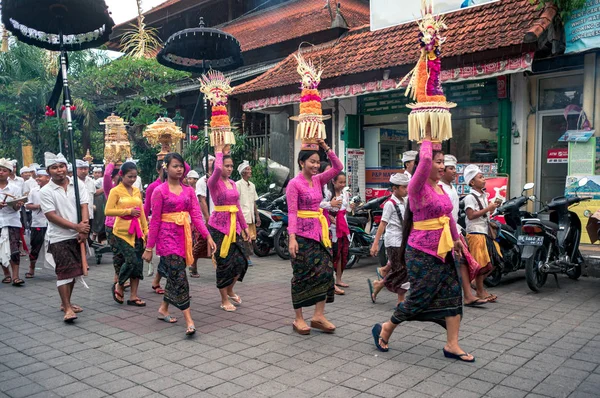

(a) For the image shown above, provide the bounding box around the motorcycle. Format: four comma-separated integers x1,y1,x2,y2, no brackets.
254,184,279,257
346,194,390,269
520,178,589,292
268,195,290,260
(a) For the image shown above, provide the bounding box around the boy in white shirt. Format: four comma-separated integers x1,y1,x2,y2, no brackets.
25,170,50,278
0,158,25,286
368,173,410,304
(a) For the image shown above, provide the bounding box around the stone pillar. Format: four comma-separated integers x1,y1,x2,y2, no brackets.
510,73,529,196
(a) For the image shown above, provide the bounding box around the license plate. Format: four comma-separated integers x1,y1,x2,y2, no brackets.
518,235,544,246
269,221,283,229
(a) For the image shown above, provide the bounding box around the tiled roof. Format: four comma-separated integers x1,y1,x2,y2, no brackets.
235,0,554,96
219,0,370,52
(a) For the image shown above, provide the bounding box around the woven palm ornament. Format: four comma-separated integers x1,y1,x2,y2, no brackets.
398,0,456,142
199,70,236,146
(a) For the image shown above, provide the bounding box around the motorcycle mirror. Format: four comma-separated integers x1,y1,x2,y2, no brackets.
269,183,276,190
578,177,589,188
528,195,536,201
522,182,534,191
259,198,267,202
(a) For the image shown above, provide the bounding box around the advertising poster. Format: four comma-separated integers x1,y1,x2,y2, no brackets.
455,162,497,195
565,0,600,54
370,0,499,31
568,138,596,176
565,176,600,243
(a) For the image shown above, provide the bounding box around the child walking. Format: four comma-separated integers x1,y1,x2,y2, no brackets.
463,165,501,303
368,173,410,304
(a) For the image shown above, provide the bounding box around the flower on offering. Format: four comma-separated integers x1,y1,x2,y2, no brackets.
199,70,235,146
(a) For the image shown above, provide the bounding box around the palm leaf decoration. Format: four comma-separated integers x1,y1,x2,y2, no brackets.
120,0,162,58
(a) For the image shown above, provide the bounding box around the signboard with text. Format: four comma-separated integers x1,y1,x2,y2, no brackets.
547,149,568,164
370,0,499,31
366,168,405,185
565,1,600,53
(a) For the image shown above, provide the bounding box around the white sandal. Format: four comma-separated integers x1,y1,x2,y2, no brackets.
228,295,242,305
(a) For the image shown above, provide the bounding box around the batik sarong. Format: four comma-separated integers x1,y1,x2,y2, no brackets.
384,246,410,294
291,236,334,309
48,239,83,281
106,227,125,275
209,226,248,289
113,235,144,286
157,254,190,311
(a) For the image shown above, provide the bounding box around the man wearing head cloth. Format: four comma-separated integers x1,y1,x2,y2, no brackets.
24,169,50,278
197,155,216,223
39,152,90,322
402,151,418,178
0,158,26,286
236,161,260,266
76,160,96,224
7,160,24,194
368,172,411,303
439,155,459,224
23,166,39,196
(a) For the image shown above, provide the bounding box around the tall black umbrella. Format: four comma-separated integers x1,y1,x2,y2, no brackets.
1,0,115,223
156,17,242,205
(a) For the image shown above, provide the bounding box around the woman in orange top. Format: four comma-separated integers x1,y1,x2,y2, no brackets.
106,162,148,307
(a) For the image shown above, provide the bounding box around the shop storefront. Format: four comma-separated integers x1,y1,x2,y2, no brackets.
359,77,512,195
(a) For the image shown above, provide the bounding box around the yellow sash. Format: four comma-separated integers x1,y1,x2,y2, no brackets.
413,216,453,257
297,209,332,248
161,212,193,266
214,205,239,258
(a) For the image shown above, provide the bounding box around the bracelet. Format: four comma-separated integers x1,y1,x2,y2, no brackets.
144,248,153,252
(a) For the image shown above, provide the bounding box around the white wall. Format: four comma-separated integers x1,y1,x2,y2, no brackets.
364,127,381,168
511,73,529,196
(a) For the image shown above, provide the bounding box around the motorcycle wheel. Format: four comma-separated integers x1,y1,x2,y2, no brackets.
525,247,548,292
253,239,271,257
274,227,290,260
567,264,582,280
346,235,359,269
484,266,502,287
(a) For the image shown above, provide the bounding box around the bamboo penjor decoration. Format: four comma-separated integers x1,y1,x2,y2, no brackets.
290,51,330,150
397,0,456,143
199,70,236,146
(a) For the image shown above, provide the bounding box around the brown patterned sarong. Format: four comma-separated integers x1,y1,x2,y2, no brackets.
48,239,83,280
383,246,409,294
291,237,334,309
157,255,190,310
209,226,248,289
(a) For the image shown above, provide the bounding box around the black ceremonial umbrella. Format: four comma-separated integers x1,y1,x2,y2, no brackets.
156,17,242,204
1,0,115,223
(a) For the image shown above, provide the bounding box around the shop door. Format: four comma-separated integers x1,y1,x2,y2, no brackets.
536,112,579,205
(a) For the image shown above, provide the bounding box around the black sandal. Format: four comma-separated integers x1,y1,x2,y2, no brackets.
2,276,11,283
12,278,24,286
127,298,146,307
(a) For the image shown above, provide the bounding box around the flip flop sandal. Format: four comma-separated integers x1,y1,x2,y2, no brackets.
376,267,384,280
368,279,376,303
127,298,146,307
220,304,237,312
112,283,124,304
310,319,336,333
1,276,11,284
484,294,497,303
61,305,83,313
336,283,349,288
157,315,177,323
63,314,78,323
443,348,475,362
152,285,165,294
372,323,389,352
293,322,311,335
123,282,131,289
190,271,200,278
185,325,196,336
465,299,487,307
228,295,242,305
12,279,24,286
25,272,34,278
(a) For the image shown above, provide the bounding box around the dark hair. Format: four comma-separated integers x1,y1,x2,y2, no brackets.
155,160,163,172
162,152,185,180
398,148,444,267
327,172,346,197
319,161,330,174
111,168,119,179
297,150,319,170
223,155,233,163
120,162,137,176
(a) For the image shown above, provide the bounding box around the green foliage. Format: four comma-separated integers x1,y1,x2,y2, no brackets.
531,0,586,21
250,161,272,194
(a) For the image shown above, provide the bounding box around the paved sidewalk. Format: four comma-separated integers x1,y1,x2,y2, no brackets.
0,252,599,398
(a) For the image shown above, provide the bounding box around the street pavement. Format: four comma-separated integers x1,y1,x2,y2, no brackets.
0,251,599,398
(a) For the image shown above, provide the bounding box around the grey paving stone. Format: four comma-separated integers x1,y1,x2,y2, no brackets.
455,377,495,395
160,384,201,398
412,380,451,397
500,375,539,392
205,382,245,397
67,387,108,398
186,374,224,391
112,385,156,398
248,380,288,397
439,387,483,398
487,385,528,398
143,377,181,392
5,382,45,398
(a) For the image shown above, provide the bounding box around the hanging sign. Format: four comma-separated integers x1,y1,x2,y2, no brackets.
366,168,405,185
497,75,508,99
565,1,600,53
346,149,366,200
547,149,569,164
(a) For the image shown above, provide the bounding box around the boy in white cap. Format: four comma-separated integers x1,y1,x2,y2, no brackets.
368,173,410,304
402,150,418,178
76,160,95,224
439,155,459,223
9,160,24,192
236,161,260,266
185,170,200,191
197,155,215,224
25,170,50,278
463,164,501,304
40,153,90,322
0,158,26,286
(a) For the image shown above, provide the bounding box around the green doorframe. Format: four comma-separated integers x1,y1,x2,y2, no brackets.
497,98,512,175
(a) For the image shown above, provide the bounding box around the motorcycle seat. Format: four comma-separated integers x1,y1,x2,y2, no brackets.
347,216,368,227
541,220,559,231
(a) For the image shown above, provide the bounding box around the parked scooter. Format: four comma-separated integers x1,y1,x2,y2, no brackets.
519,178,590,292
347,194,390,269
269,195,290,260
254,184,279,257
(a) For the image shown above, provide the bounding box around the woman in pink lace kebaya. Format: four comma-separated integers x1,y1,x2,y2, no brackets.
371,131,475,363
287,139,343,335
208,144,250,313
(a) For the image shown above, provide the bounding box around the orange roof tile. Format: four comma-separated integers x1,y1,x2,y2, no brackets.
220,0,370,52
235,0,552,96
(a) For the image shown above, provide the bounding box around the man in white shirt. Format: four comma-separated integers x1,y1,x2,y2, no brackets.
236,161,260,266
76,160,95,222
0,158,26,286
402,151,418,178
439,155,459,224
197,155,215,224
21,166,37,195
8,160,24,193
368,173,410,303
40,153,90,323
25,170,50,278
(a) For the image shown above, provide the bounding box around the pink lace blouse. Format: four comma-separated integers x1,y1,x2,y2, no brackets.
146,183,209,258
207,153,247,235
287,151,343,242
408,140,459,260
143,178,162,217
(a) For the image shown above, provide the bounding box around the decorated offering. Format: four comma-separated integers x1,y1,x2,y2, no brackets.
199,70,236,146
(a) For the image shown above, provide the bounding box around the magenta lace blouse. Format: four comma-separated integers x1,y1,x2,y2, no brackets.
146,183,209,258
287,151,343,242
207,153,248,235
143,178,162,217
408,140,459,260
